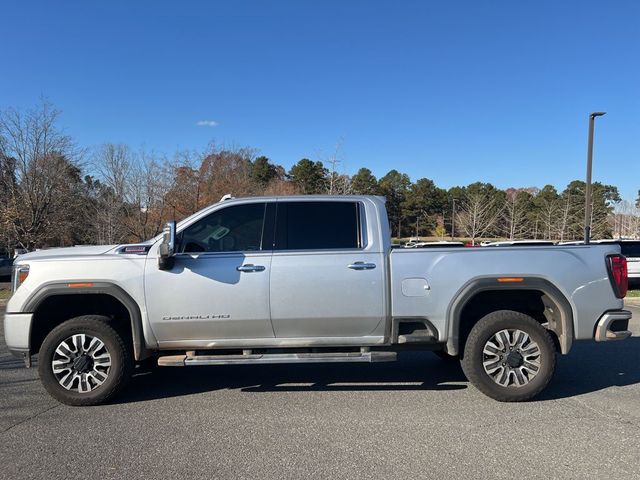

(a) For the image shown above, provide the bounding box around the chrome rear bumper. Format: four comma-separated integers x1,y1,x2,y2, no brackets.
594,310,632,342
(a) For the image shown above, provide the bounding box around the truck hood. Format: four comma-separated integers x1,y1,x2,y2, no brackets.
16,245,119,262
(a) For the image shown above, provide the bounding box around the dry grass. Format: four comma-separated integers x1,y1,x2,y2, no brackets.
0,288,11,302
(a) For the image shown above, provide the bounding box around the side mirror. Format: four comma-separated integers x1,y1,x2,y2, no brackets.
158,221,177,270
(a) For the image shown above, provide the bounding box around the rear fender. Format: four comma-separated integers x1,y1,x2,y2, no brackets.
445,277,574,355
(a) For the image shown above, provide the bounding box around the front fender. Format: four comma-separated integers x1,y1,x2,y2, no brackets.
23,282,150,361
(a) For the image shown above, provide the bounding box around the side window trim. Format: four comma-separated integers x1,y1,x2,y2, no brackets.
357,201,368,249
261,202,276,251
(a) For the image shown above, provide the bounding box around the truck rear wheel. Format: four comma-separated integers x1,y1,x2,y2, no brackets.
461,310,556,402
38,315,133,406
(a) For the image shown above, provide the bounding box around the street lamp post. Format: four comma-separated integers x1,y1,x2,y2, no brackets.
584,112,606,244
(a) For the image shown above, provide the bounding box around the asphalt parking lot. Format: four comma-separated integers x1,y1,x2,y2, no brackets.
1,303,639,480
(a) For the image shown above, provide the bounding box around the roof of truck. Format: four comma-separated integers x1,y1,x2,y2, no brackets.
219,194,386,202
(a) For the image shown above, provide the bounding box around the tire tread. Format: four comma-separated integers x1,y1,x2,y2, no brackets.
38,315,132,406
461,310,556,402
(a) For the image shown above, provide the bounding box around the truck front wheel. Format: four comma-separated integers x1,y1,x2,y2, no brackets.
461,310,556,402
38,315,133,406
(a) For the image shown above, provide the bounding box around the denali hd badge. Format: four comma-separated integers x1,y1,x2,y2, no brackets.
162,314,231,320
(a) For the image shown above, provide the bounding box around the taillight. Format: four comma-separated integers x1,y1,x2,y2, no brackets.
607,255,628,298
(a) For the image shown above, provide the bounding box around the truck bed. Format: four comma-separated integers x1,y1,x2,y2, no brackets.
389,244,624,342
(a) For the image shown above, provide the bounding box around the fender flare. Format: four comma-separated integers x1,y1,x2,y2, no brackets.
24,282,149,361
445,276,574,355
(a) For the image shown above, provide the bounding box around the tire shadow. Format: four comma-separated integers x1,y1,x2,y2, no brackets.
538,336,640,401
115,351,468,404
116,336,640,404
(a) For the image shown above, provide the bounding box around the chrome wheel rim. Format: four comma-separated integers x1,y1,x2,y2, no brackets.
51,334,112,393
482,329,541,388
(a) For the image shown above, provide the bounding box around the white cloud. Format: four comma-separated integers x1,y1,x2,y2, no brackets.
196,120,219,127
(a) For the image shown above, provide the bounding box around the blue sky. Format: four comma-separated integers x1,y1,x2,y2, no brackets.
1,1,639,200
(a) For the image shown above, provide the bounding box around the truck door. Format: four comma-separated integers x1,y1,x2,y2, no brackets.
144,201,275,344
269,200,385,338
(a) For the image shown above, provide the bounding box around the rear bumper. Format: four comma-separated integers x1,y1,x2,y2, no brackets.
3,312,33,360
594,310,632,342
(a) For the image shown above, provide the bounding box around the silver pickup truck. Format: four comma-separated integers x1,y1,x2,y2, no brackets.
3,195,633,405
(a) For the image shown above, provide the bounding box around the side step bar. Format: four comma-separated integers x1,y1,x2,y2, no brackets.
158,351,397,367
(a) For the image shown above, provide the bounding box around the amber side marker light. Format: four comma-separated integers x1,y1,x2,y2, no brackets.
497,277,524,283
67,282,94,288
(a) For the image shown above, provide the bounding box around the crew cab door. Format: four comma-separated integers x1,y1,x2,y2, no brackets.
269,200,386,338
144,201,275,344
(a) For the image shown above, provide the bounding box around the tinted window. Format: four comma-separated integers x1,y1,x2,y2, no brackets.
179,203,266,253
620,242,640,257
275,201,361,250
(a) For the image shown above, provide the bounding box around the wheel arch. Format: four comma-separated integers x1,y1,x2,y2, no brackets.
24,282,149,361
445,276,574,356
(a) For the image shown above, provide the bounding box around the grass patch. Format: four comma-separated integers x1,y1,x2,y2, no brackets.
0,288,11,301
627,289,640,298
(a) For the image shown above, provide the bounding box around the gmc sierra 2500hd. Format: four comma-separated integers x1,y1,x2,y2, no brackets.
3,195,632,405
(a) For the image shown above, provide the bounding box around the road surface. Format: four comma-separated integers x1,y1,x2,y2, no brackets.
1,303,639,479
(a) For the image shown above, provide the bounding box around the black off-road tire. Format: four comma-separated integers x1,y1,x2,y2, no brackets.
461,310,556,402
38,315,133,406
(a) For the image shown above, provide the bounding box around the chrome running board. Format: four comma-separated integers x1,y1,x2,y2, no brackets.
158,350,397,366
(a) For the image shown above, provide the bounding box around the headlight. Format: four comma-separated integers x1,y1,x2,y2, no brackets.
12,264,29,292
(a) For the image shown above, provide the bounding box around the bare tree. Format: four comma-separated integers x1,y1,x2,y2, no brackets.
320,139,352,195
557,192,574,242
502,190,531,240
168,149,205,217
556,191,586,241
94,144,131,198
0,100,81,249
456,191,502,245
92,145,175,242
612,200,640,239
90,144,133,243
538,198,560,240
125,151,174,241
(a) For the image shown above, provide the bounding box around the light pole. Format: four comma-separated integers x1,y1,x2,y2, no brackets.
584,112,606,244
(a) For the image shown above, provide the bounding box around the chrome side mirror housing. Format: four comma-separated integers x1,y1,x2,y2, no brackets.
158,221,176,270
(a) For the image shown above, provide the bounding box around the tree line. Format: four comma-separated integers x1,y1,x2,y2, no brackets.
1,100,638,252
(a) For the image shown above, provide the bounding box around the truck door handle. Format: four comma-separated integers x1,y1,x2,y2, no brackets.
236,264,266,272
347,262,376,270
